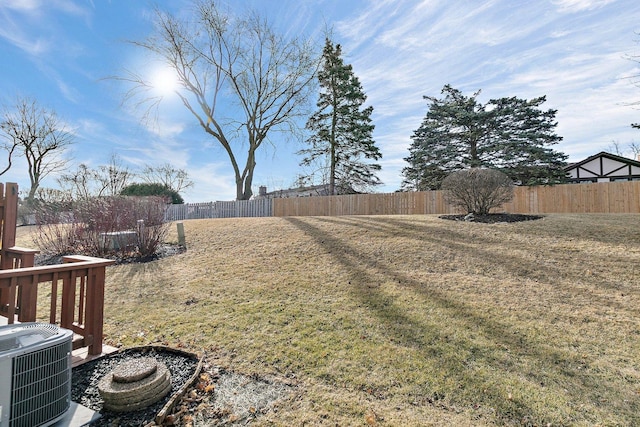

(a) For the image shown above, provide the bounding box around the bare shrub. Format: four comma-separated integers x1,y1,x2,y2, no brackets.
31,219,82,256
130,197,171,258
33,196,170,259
31,191,79,254
442,168,514,215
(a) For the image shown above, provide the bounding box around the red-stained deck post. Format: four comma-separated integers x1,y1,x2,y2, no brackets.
86,265,107,355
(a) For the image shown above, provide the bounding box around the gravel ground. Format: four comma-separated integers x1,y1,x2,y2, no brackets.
72,348,295,426
72,347,199,426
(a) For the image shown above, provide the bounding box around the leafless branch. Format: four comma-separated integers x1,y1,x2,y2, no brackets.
0,96,74,200
116,0,319,199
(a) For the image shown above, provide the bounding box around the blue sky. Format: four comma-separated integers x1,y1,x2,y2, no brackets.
1,0,639,202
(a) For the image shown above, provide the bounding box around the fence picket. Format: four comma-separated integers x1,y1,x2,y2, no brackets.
164,198,273,221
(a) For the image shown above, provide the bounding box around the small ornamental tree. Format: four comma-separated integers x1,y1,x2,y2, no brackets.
141,163,193,193
1,96,74,202
441,168,514,215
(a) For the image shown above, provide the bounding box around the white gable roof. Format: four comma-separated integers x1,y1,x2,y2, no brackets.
565,152,640,180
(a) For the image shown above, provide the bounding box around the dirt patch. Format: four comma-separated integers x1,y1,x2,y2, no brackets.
184,370,294,426
439,213,543,223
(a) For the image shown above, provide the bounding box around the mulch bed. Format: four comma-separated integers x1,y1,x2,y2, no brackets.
439,213,543,223
35,243,186,266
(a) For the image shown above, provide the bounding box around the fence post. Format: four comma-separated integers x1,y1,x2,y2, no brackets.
177,222,186,247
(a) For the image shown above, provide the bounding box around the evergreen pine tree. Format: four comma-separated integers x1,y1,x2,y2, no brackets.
299,39,381,194
402,85,567,190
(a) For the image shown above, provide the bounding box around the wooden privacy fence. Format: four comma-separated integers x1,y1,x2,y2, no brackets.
167,181,640,219
503,181,640,213
273,191,458,216
272,181,640,216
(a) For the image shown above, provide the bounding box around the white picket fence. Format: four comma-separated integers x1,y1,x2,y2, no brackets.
164,199,273,221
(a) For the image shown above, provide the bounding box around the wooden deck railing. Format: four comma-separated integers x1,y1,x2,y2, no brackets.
0,183,115,356
2,246,39,269
0,253,114,355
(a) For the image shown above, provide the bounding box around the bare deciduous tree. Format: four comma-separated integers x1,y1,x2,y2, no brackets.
141,163,193,193
0,96,74,201
58,154,135,199
122,1,318,199
608,140,640,160
58,163,98,200
0,131,18,176
96,154,135,197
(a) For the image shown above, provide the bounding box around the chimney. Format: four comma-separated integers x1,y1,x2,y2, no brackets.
259,185,267,196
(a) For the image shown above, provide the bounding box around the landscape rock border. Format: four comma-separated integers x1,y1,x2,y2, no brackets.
35,243,186,266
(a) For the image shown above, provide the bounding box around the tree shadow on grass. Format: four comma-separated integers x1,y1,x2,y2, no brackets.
283,216,637,426
311,215,640,317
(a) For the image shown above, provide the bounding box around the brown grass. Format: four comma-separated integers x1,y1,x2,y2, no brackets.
28,215,640,425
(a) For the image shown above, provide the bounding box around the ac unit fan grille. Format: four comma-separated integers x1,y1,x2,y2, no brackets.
9,340,71,427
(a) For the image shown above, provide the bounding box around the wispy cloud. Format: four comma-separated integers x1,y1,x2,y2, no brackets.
179,162,237,202
0,10,49,55
0,0,90,56
2,0,86,14
552,0,618,13
331,0,640,193
2,0,639,199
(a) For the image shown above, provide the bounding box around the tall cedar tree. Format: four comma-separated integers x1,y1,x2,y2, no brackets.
300,39,381,195
402,85,568,190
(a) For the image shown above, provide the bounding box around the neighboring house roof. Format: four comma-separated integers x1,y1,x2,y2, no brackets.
564,151,640,182
255,184,357,199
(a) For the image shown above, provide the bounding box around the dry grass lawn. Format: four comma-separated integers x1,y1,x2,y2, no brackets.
23,214,640,425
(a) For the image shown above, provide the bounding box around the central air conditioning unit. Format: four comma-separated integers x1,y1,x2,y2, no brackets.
0,323,73,427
